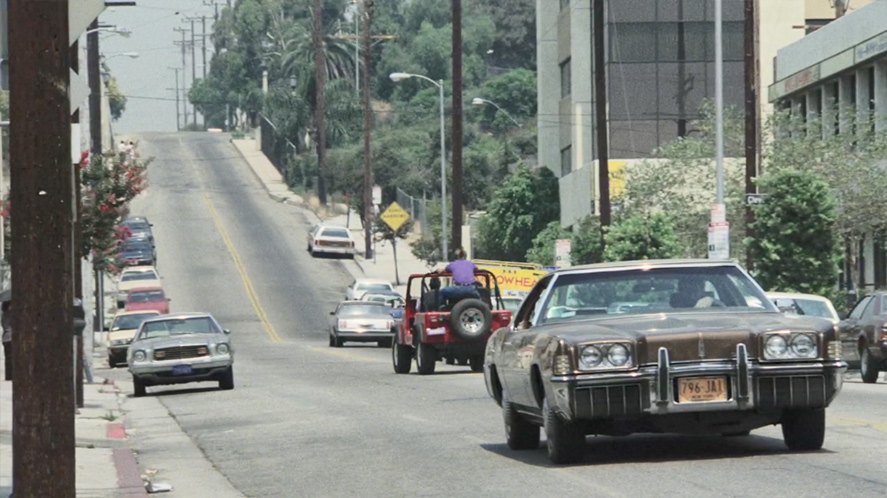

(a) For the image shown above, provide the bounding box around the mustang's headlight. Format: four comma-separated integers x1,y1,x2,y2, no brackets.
578,343,633,370
132,350,147,362
216,343,230,354
763,333,818,360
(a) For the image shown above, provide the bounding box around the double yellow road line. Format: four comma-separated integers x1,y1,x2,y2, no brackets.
203,193,282,343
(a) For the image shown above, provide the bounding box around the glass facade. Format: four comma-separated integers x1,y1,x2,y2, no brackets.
603,0,746,159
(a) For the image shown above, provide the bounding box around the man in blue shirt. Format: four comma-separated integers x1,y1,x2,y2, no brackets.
441,248,479,302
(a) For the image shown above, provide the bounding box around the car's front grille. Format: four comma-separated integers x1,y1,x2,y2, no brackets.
574,384,649,419
757,375,826,409
154,346,209,361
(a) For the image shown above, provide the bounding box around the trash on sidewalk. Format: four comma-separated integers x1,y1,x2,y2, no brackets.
145,480,173,493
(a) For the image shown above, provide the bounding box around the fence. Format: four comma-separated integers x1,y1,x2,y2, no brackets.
259,114,298,181
396,187,429,237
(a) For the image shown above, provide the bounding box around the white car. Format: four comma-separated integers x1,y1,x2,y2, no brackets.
307,224,356,258
345,278,395,301
767,291,840,324
116,266,161,307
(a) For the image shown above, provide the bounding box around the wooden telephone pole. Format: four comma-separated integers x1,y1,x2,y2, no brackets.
314,0,328,205
451,0,463,254
9,0,77,495
362,1,375,260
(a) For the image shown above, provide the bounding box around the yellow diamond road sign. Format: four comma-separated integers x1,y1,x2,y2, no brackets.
380,202,410,231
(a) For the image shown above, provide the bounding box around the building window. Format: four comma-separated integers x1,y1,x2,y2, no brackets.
560,145,572,177
560,58,571,98
560,0,570,10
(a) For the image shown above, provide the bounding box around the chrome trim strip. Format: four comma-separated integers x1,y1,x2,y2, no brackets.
657,347,670,405
736,343,749,401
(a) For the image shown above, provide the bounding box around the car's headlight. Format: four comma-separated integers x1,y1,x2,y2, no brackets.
763,333,818,360
132,350,147,362
216,343,230,354
110,339,130,346
578,343,633,371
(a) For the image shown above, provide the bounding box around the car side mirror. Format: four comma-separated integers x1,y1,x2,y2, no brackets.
223,329,231,335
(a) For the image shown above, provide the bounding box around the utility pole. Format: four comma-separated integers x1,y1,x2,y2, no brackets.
185,17,200,128
174,27,190,129
744,0,760,269
594,0,611,229
362,1,375,259
70,39,84,409
169,67,182,131
451,0,463,255
314,0,328,205
9,0,76,494
88,20,101,154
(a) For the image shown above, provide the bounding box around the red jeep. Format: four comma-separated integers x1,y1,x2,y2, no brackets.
392,270,511,375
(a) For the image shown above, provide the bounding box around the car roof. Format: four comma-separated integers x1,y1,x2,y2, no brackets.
555,259,740,275
124,216,149,223
143,312,214,322
114,310,162,317
767,292,831,301
354,278,392,285
340,300,388,306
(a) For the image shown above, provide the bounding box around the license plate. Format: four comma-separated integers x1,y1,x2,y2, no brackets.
677,376,728,403
172,364,193,376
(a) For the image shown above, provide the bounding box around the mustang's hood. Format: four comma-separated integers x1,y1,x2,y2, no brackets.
541,311,832,364
133,333,219,349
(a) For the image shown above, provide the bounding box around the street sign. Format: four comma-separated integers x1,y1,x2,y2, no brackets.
745,193,768,205
380,201,410,232
707,221,730,260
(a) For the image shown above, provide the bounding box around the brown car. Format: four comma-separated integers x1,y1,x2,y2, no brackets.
484,259,846,464
837,291,887,383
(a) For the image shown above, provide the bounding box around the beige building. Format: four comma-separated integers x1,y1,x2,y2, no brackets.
539,0,873,227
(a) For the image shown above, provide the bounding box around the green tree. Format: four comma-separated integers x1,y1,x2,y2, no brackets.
570,216,604,265
746,168,839,296
526,221,571,266
106,77,127,122
475,166,559,261
604,213,681,262
475,69,536,131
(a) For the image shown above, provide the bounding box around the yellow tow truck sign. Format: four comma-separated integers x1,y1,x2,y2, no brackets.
474,259,549,297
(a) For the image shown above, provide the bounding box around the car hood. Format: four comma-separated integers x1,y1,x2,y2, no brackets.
108,328,138,342
539,311,833,363
133,333,224,349
118,279,161,292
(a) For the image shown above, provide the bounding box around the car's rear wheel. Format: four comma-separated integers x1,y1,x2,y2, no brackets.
108,356,116,368
469,354,484,372
860,347,880,384
782,408,825,451
392,340,412,374
543,399,584,464
132,376,146,398
450,299,492,341
503,392,539,450
219,366,235,390
416,341,436,375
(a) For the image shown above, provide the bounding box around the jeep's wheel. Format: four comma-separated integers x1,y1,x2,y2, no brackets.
392,340,412,374
416,341,436,375
860,347,880,383
450,298,492,341
503,393,539,450
469,354,484,372
543,399,584,464
132,375,146,398
782,408,825,451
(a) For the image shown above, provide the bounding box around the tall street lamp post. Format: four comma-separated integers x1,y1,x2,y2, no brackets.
390,72,447,260
471,97,521,127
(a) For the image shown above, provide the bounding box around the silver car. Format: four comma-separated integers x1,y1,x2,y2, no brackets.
127,312,234,397
329,301,396,348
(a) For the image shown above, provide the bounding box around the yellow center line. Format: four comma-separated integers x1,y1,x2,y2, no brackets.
830,415,887,433
202,193,282,343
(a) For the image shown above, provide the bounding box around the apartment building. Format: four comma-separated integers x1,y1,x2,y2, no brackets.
539,0,872,227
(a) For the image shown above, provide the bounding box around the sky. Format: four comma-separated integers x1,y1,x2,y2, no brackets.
99,1,221,133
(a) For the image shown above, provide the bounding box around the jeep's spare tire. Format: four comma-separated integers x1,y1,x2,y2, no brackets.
450,298,493,341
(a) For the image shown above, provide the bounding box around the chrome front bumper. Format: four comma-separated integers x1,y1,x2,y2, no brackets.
550,344,846,421
129,355,232,382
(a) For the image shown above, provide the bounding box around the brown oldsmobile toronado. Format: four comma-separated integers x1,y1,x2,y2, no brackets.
483,260,846,464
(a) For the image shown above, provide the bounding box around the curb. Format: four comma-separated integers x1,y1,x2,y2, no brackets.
113,448,150,497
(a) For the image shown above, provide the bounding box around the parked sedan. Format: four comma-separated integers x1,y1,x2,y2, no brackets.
125,287,170,315
345,278,395,300
123,216,154,246
127,312,234,397
119,240,156,267
484,259,845,464
837,291,887,383
107,310,161,367
307,224,355,258
116,266,161,307
329,301,397,348
768,292,839,324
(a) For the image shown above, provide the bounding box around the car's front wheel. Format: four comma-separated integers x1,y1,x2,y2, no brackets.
132,376,146,398
416,341,436,375
782,408,825,451
860,347,880,383
503,392,539,450
219,366,235,390
543,399,584,464
392,340,412,374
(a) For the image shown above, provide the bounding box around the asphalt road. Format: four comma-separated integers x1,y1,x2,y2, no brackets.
106,133,887,498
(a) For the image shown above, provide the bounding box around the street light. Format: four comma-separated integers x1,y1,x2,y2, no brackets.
84,26,132,38
101,52,140,61
471,97,521,127
390,72,448,260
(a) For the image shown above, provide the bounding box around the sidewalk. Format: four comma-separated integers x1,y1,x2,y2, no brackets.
231,137,432,294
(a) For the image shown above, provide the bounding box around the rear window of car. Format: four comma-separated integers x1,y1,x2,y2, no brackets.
321,228,350,238
122,271,158,282
129,290,165,302
140,317,218,339
112,313,158,330
338,304,391,317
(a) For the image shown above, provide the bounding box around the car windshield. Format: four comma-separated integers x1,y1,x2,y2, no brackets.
129,290,164,302
338,304,391,317
112,313,158,330
538,266,774,324
774,298,836,320
139,317,217,339
124,219,150,230
122,271,157,282
322,228,350,238
358,283,392,293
